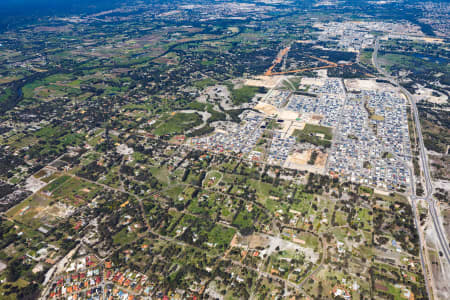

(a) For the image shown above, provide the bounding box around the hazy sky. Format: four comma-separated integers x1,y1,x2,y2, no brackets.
0,0,124,16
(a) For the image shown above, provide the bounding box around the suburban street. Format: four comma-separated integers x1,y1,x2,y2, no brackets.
373,36,450,297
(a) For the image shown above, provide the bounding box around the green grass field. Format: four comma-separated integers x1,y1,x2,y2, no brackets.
360,49,374,68
293,124,333,148
207,225,235,250
302,124,332,140
22,73,75,99
229,85,262,105
152,112,202,136
113,227,137,246
6,194,50,228
46,176,101,206
296,231,320,249
194,78,216,89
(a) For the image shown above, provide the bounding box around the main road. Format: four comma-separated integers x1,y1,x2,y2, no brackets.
372,37,450,265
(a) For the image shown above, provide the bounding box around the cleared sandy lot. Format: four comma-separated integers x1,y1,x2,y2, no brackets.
245,75,284,89
254,102,278,115
415,86,448,104
287,150,310,165
278,110,300,120
287,122,306,136
344,78,394,92
345,79,379,91
300,77,325,86
284,150,327,173
233,233,319,263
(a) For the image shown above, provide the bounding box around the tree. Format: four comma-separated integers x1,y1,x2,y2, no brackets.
6,260,21,282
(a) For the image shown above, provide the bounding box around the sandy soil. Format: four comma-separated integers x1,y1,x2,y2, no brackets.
284,150,326,173
116,143,134,155
421,37,444,43
315,151,328,168
297,113,322,125
279,120,292,134
345,79,380,91
0,261,6,272
34,202,75,222
235,233,319,263
301,77,325,86
260,234,319,263
196,84,234,109
344,78,397,92
287,122,306,136
387,35,444,44
414,85,448,104
278,110,300,120
432,179,450,192
254,102,278,116
374,189,390,196
286,151,310,165
316,69,328,78
245,75,284,89
25,176,47,193
248,234,270,249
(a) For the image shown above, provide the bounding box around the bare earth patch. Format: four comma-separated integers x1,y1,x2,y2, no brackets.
245,75,284,89
254,102,278,116
414,85,448,104
278,110,300,120
344,79,393,91
284,150,327,174
25,175,47,193
300,77,325,87
233,233,319,263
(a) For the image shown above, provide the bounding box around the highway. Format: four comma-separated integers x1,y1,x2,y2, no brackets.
372,35,450,266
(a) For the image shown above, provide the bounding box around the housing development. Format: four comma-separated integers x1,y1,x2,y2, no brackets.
190,77,412,191
0,0,449,300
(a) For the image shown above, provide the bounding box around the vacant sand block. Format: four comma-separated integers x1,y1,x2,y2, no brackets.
254,102,278,116
300,77,325,87
245,75,283,89
415,86,448,104
287,151,310,165
287,122,306,136
344,79,393,91
300,113,322,125
278,110,300,120
314,152,328,168
280,120,292,133
284,150,326,173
